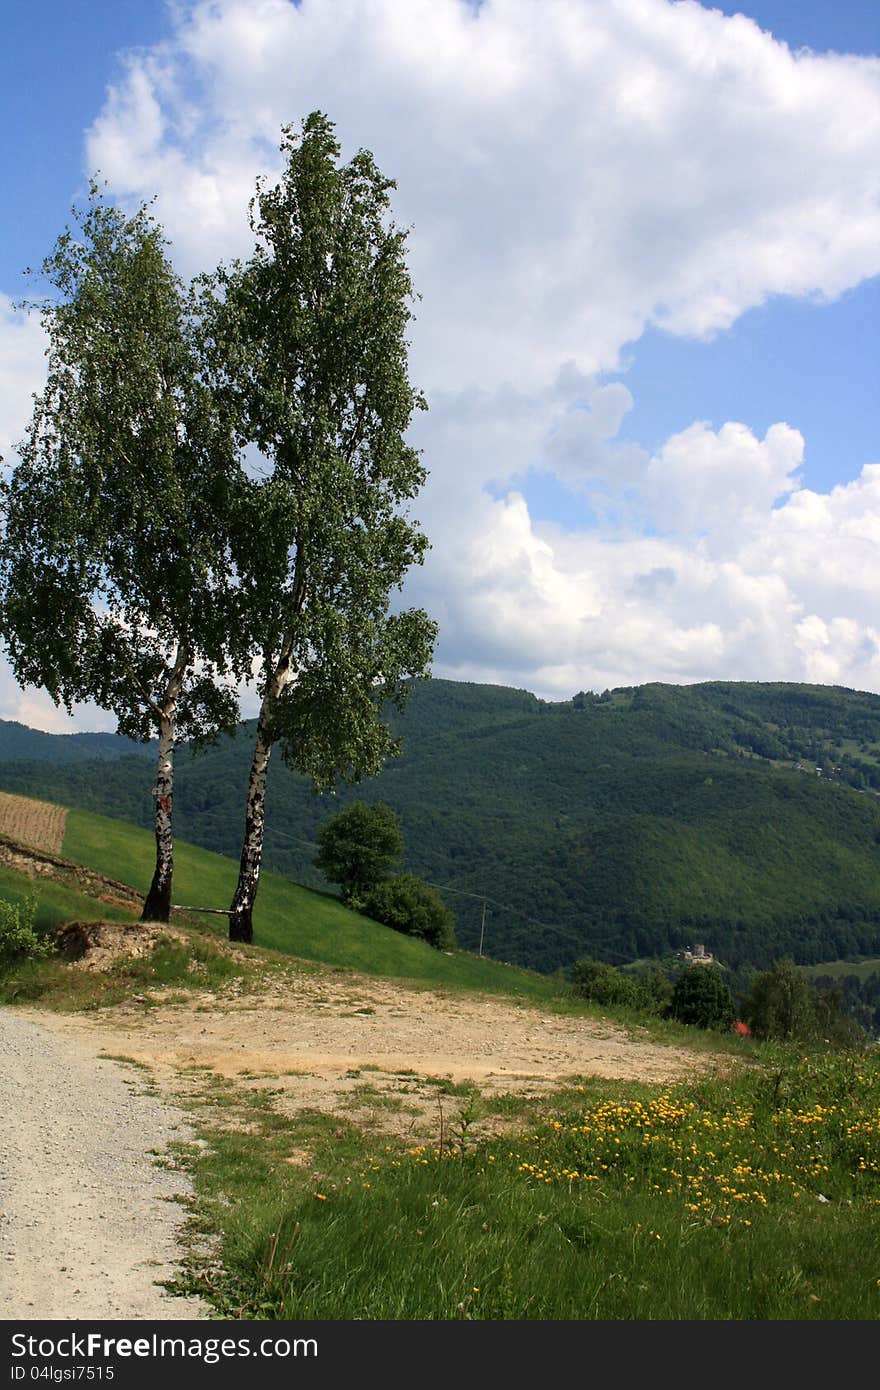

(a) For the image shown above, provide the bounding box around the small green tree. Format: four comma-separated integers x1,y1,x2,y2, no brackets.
363,874,456,950
315,801,404,902
670,965,735,1030
745,959,821,1041
634,963,675,1015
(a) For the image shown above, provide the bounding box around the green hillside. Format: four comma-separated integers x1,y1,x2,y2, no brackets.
58,808,558,1000
3,679,880,972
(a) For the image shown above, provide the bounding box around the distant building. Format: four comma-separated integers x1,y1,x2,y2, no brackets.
681,943,716,966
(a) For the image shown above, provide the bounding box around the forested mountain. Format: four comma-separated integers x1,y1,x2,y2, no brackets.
2,678,880,973
0,721,154,764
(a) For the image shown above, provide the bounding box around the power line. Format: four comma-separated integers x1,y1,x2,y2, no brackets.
261,820,628,959
264,820,641,964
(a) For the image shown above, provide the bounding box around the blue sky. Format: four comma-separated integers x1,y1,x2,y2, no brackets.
3,1,168,279
1,0,878,728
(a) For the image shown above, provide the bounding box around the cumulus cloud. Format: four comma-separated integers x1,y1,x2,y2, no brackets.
543,382,648,494
642,419,804,540
406,410,880,698
746,465,880,620
84,0,880,390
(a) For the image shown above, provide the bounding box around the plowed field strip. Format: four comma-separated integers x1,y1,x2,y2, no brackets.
0,791,67,856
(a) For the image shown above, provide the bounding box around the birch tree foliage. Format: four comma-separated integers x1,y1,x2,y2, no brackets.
0,188,245,921
204,112,438,942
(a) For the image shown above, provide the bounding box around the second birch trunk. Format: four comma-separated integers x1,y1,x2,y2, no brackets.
228,663,292,942
141,650,187,924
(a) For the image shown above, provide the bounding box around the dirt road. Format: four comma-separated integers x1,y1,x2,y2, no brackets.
2,967,711,1320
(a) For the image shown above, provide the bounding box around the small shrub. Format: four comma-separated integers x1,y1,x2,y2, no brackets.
631,963,675,1015
0,896,53,965
669,965,735,1030
746,959,816,1040
363,874,456,949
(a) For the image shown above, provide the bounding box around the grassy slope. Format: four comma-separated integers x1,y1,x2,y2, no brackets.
60,808,561,1002
0,862,136,935
803,958,880,980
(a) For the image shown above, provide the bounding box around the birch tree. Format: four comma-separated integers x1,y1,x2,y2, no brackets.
0,189,245,921
206,113,437,943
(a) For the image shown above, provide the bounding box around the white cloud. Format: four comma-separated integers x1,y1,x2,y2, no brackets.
793,615,880,688
642,419,804,540
544,383,648,493
407,409,880,698
0,297,47,469
745,465,880,619
0,670,117,735
83,0,880,390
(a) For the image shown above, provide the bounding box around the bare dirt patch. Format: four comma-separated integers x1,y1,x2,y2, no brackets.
0,790,66,856
27,967,719,1142
56,920,192,971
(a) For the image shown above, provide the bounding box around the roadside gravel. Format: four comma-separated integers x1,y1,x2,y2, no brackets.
0,1009,204,1321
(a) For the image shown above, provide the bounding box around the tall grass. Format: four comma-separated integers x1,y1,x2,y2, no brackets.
174,1049,880,1320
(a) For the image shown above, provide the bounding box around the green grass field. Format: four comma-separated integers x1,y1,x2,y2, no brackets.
0,861,136,935
803,958,880,980
169,1049,880,1320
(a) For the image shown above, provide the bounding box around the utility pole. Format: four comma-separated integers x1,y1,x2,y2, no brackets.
478,898,487,957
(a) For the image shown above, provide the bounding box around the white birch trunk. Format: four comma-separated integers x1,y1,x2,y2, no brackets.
228,659,294,942
141,649,187,923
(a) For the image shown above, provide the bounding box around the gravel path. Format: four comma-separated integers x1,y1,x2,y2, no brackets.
0,1009,204,1321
